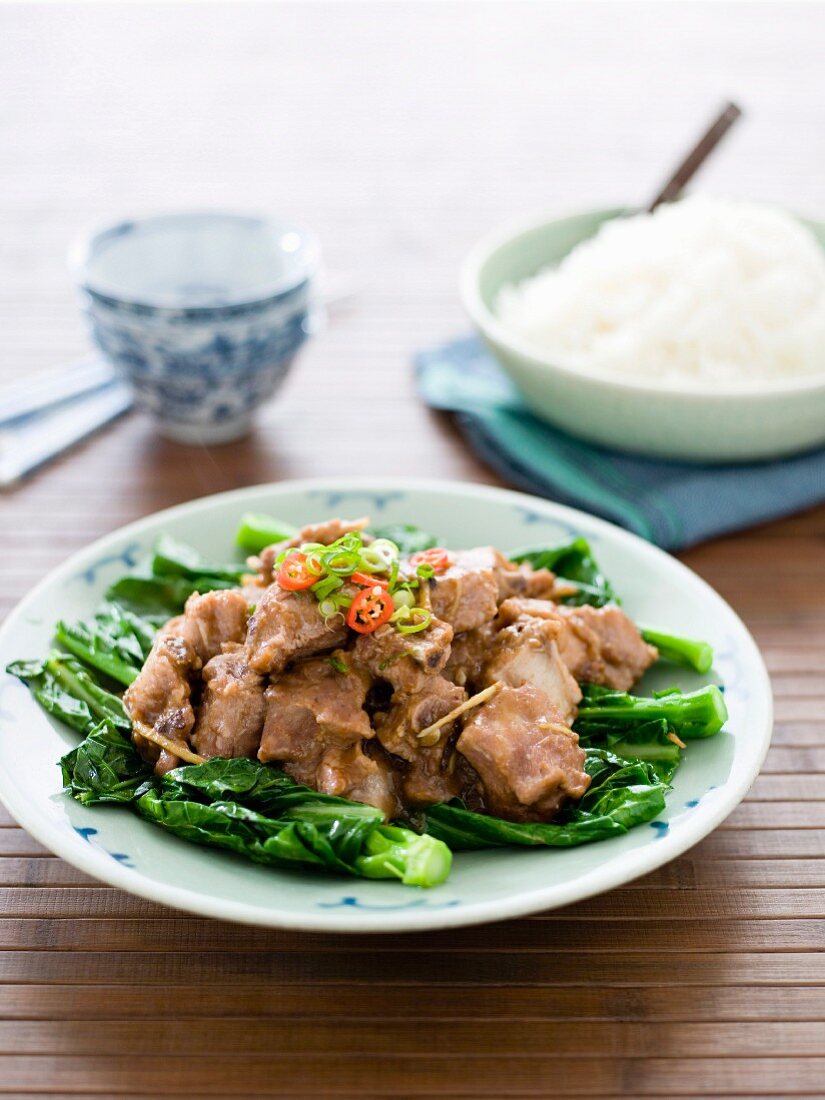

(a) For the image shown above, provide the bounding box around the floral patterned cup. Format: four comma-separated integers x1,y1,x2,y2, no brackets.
70,211,322,443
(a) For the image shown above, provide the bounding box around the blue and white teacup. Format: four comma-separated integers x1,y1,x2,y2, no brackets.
69,211,322,443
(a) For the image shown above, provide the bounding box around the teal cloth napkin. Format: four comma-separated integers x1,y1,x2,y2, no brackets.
415,336,825,550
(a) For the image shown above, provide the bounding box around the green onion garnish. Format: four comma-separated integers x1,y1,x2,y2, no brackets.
368,537,400,561
360,546,391,573
397,608,432,635
272,528,433,635
312,574,344,601
323,551,361,575
306,555,324,576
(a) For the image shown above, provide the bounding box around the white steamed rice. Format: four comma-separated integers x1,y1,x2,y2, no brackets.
495,196,825,385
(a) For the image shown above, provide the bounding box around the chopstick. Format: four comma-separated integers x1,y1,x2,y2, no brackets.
0,357,118,428
0,379,133,488
646,100,743,212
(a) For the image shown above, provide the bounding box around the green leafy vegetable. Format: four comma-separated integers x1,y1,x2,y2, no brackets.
7,651,130,734
161,756,359,815
236,513,298,554
369,523,438,557
137,760,452,887
576,718,681,782
575,683,728,741
509,537,617,607
55,603,155,686
151,534,246,585
421,749,667,850
105,573,236,618
106,535,247,618
356,825,453,886
60,720,153,805
57,743,452,887
641,627,714,674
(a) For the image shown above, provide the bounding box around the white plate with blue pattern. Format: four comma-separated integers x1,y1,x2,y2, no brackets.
0,479,772,931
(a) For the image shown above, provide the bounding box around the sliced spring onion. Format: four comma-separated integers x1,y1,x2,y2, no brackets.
312,574,344,601
397,608,432,635
269,527,434,636
359,546,392,573
323,550,361,575
320,596,351,618
368,538,400,561
388,557,401,588
333,533,362,553
390,604,432,630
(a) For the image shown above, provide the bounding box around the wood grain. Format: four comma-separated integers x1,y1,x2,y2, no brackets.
1,1,824,1096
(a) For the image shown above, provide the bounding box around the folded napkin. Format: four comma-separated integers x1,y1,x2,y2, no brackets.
415,336,825,550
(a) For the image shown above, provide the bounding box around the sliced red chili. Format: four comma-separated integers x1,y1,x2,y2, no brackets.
277,551,318,591
409,547,452,574
350,571,389,589
346,587,395,633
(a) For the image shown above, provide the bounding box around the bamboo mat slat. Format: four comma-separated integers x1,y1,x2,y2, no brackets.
0,1055,825,1096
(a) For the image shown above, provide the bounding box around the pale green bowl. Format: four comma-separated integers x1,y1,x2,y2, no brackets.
461,206,825,463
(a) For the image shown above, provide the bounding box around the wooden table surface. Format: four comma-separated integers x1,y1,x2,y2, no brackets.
1,3,824,1096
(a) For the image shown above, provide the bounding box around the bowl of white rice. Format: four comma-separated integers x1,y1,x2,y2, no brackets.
461,196,825,461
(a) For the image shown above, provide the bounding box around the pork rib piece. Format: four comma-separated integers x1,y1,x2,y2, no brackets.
554,604,658,691
124,589,249,773
497,597,657,691
245,586,348,675
427,548,500,633
489,549,564,601
353,617,454,693
482,607,582,725
375,676,467,805
457,683,590,822
258,656,398,818
444,622,497,690
191,643,266,760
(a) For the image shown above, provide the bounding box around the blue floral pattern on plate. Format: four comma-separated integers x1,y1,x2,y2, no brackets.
318,896,460,911
75,542,142,584
307,489,407,512
73,826,135,869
